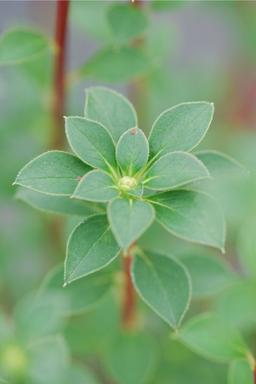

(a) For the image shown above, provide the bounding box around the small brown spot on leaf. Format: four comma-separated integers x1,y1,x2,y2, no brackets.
130,128,137,135
77,176,82,181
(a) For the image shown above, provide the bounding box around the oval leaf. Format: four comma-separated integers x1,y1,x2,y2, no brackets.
145,152,209,190
0,28,48,65
132,251,191,328
228,359,254,384
116,128,149,175
149,102,214,157
151,190,225,251
64,215,120,285
178,313,248,362
84,86,137,143
72,170,118,202
14,151,90,196
65,117,116,171
108,198,155,249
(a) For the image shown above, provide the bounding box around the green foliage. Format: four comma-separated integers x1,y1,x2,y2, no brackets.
228,359,254,384
0,28,49,65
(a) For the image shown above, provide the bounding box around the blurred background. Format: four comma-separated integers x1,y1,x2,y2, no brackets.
0,1,256,383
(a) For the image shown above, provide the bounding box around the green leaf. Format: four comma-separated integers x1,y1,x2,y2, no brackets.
151,0,185,11
180,252,236,298
228,359,253,384
84,87,137,143
14,292,67,343
66,365,100,384
0,28,48,65
150,190,225,251
64,215,120,284
178,313,248,362
132,251,191,328
14,151,90,196
107,3,148,44
105,333,157,384
65,117,116,171
80,46,151,83
237,216,256,276
28,336,69,384
72,170,118,202
149,102,214,157
16,187,97,216
40,265,112,315
116,128,149,175
145,152,209,190
108,198,155,249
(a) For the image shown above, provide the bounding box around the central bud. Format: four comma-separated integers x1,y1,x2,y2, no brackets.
118,176,137,191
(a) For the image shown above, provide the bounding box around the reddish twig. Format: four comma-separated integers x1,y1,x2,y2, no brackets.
122,247,136,329
51,0,70,148
254,366,256,384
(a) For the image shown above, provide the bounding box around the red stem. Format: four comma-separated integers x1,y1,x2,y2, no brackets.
122,251,136,329
51,0,70,148
254,366,256,384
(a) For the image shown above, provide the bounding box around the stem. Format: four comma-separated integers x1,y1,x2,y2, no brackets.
254,366,256,384
51,0,70,149
122,246,136,329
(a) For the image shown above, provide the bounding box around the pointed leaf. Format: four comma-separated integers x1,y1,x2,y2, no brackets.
84,86,137,143
16,187,97,216
228,359,253,384
65,215,120,284
14,151,90,196
72,170,118,202
149,102,214,157
65,117,116,171
132,251,191,328
108,198,155,249
145,152,209,191
178,313,248,362
196,150,245,177
116,128,149,175
151,190,225,251
0,28,48,65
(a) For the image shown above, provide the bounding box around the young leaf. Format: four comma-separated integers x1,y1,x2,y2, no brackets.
177,313,248,362
84,86,137,143
0,28,48,65
80,46,151,83
72,170,118,202
107,3,148,44
14,151,90,196
132,251,191,328
40,265,112,315
65,215,120,285
65,117,116,171
196,150,245,177
150,190,225,251
116,128,149,175
145,152,209,190
105,333,157,384
180,252,236,298
228,359,253,384
16,187,98,217
149,102,214,157
107,198,155,249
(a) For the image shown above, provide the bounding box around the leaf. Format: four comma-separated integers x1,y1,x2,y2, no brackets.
178,313,248,362
180,252,237,298
28,336,69,384
107,3,148,44
105,332,157,384
107,198,155,249
151,0,185,11
66,365,100,384
14,151,90,196
145,152,209,191
150,190,225,251
72,170,118,202
16,187,98,216
80,46,151,83
65,117,116,171
40,265,112,315
14,292,67,343
132,251,191,328
64,215,120,285
116,128,149,175
149,102,214,157
84,86,137,143
228,359,253,384
237,216,256,276
0,28,48,65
